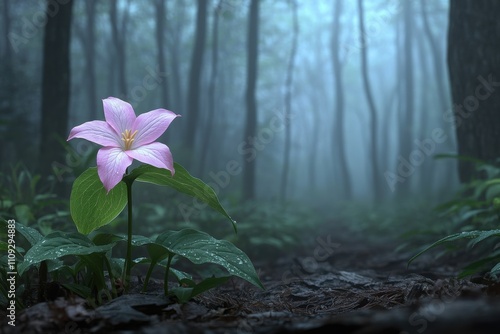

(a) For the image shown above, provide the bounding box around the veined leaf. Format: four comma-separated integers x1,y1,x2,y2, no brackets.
14,221,43,246
126,164,237,233
156,229,263,289
70,168,127,234
19,232,114,275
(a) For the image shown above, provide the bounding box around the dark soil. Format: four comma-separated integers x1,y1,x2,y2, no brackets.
3,224,500,334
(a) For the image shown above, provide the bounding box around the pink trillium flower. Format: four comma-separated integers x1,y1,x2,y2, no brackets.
68,97,180,192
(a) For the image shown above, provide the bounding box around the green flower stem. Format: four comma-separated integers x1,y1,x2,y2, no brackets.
123,179,133,292
103,256,117,298
164,253,173,295
142,259,157,293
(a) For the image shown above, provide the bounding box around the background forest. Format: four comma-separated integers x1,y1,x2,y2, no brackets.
4,1,500,331
0,0,457,213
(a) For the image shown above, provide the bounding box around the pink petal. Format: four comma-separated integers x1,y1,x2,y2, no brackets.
102,97,137,135
125,142,175,175
67,120,120,147
132,109,180,147
97,147,133,192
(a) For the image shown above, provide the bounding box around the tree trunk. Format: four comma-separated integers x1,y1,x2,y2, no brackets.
169,1,185,114
109,0,128,96
39,0,74,177
184,0,208,163
415,23,432,193
357,0,380,199
242,0,259,201
1,0,13,165
331,0,352,200
421,0,457,192
280,0,298,202
85,0,97,119
393,0,415,196
448,1,500,182
199,0,222,176
421,1,447,114
155,0,169,110
2,0,12,99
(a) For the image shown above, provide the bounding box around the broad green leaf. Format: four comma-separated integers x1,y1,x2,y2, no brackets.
156,229,263,289
92,233,153,247
14,221,43,246
127,164,237,233
130,235,154,247
92,233,126,246
19,232,114,275
169,268,192,282
70,168,127,234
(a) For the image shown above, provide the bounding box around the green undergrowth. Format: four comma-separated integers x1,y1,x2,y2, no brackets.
409,156,500,279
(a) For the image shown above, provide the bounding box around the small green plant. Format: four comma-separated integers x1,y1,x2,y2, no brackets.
409,155,500,279
0,164,70,234
3,97,263,308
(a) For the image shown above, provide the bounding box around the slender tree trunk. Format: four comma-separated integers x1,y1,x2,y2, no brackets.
421,0,456,191
415,24,432,193
199,0,222,176
421,1,447,114
308,90,320,193
2,0,12,97
357,0,380,199
1,0,13,164
155,0,169,109
84,0,97,119
331,0,352,200
399,0,414,195
169,1,185,114
280,0,298,202
184,0,207,165
39,0,74,178
110,0,128,96
448,1,500,182
242,0,259,201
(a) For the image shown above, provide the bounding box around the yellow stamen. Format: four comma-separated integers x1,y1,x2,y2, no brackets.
121,129,138,150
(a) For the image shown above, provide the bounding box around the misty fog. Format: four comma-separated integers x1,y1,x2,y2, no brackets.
1,0,457,213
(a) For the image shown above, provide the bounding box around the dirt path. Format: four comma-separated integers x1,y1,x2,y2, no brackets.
3,225,500,333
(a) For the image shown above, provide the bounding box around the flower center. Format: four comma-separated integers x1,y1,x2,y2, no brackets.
121,129,138,150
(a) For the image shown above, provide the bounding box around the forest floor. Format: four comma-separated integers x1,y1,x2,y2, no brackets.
3,221,500,334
